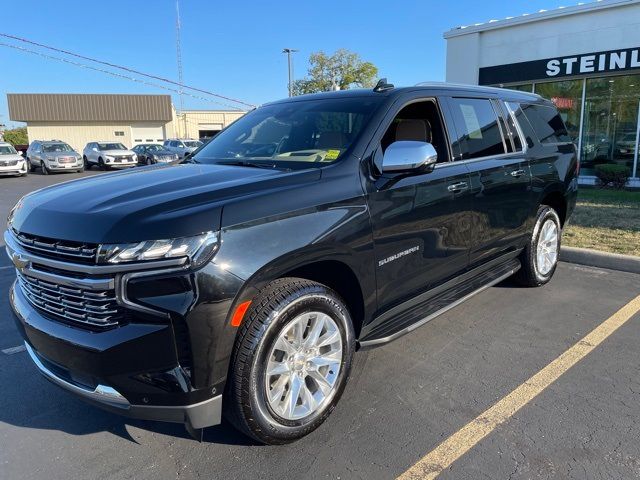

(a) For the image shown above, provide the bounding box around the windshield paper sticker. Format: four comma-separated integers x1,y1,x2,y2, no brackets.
325,150,340,160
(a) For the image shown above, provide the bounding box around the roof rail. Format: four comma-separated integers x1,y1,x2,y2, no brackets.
373,78,394,93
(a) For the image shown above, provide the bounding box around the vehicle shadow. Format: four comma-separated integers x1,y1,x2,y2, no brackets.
0,363,257,447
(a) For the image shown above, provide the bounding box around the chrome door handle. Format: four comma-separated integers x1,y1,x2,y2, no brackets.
510,169,526,178
447,182,469,193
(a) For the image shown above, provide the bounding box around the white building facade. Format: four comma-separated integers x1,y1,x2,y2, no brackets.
445,0,640,186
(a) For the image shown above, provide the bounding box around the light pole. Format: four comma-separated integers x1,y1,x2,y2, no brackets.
282,48,298,97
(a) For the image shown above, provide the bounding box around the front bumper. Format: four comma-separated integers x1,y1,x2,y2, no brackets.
10,281,223,429
0,163,27,175
24,341,222,429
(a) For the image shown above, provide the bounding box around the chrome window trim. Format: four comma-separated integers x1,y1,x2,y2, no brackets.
434,150,526,170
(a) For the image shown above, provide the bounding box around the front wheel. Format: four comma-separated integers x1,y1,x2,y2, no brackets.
40,161,49,175
515,205,561,287
225,278,355,445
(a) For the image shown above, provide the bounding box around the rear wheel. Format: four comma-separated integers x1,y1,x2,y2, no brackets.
515,205,561,287
225,278,355,445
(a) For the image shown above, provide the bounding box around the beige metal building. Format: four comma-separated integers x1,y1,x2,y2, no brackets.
7,93,246,152
174,110,246,140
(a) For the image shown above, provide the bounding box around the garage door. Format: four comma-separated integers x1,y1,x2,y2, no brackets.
131,124,165,145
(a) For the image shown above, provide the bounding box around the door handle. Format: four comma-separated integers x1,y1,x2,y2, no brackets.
509,169,526,178
447,181,469,193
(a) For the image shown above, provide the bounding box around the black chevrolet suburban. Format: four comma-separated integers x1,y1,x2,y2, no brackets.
6,82,577,444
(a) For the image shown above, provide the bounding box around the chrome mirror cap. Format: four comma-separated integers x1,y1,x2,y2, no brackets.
381,141,438,173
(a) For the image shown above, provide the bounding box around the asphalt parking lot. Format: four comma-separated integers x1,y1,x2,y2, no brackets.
1,173,640,479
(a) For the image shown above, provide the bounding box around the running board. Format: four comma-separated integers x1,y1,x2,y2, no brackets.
359,259,520,348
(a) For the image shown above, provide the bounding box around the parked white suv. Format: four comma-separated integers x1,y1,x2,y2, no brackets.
83,142,138,170
26,140,83,174
163,138,202,158
0,142,28,177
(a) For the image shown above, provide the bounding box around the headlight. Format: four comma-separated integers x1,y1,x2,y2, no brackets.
105,155,114,160
7,198,24,228
97,231,219,267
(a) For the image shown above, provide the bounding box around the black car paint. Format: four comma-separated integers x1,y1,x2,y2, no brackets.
7,85,578,428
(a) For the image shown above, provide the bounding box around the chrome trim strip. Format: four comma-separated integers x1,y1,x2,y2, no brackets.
359,265,520,348
20,266,114,290
5,229,187,274
25,342,130,408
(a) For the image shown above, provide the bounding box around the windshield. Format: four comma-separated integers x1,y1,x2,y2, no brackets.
184,141,202,148
191,97,380,169
98,143,127,151
43,143,73,152
145,144,164,151
0,145,18,155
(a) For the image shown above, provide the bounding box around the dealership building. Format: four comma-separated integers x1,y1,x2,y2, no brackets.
445,0,640,187
7,93,245,153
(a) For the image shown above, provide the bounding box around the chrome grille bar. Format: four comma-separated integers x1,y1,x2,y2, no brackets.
17,272,122,328
13,229,97,262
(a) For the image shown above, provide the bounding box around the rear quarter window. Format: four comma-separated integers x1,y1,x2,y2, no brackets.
519,104,571,144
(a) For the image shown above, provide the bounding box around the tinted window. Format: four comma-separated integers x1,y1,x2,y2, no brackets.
448,98,506,160
507,103,537,149
519,104,571,144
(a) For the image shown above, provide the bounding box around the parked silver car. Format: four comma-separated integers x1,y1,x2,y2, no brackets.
0,142,28,176
163,138,202,158
83,142,138,170
26,140,84,174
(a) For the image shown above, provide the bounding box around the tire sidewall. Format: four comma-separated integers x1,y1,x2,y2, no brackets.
244,289,354,441
531,207,561,284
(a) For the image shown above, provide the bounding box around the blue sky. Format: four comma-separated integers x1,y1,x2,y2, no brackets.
1,0,571,127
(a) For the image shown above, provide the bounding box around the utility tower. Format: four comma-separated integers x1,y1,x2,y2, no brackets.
176,0,186,136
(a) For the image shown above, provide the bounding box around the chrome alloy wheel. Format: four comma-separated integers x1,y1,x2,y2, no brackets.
265,311,343,421
536,219,559,276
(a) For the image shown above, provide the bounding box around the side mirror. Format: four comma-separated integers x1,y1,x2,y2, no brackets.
382,141,438,173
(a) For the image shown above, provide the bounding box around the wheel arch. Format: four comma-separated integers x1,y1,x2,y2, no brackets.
540,189,568,227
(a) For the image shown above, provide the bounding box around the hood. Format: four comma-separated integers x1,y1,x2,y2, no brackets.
0,154,25,163
11,163,319,244
101,149,135,156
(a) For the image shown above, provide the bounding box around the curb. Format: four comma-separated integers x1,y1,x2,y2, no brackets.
560,246,640,274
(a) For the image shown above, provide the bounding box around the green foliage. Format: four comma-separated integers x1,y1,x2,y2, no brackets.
594,164,630,189
292,49,378,95
2,127,28,146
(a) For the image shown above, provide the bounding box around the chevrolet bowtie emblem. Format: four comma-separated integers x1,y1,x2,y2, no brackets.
11,252,30,270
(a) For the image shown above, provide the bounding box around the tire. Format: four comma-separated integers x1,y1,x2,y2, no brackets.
225,277,355,445
77,165,85,173
515,206,561,287
28,159,36,172
83,156,91,170
40,161,49,175
146,157,153,165
98,158,107,171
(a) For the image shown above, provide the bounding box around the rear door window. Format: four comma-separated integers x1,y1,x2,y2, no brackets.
519,104,571,144
447,98,507,160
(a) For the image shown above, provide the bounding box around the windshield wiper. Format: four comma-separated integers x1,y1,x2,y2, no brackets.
218,160,291,171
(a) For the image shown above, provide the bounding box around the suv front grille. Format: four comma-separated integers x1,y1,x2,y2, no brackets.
12,229,98,264
0,159,19,166
17,272,123,328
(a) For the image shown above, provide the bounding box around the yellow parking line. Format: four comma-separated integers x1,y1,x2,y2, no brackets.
397,293,640,480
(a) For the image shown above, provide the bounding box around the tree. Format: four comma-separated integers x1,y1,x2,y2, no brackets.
3,127,28,146
292,49,378,95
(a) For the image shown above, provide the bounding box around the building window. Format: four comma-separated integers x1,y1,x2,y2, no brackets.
533,79,583,145
504,83,534,93
580,74,640,178
114,131,125,136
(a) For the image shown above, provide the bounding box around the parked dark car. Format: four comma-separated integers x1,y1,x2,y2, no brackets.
132,144,180,165
6,82,577,445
